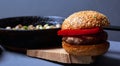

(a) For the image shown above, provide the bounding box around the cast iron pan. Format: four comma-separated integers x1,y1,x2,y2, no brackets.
0,16,64,49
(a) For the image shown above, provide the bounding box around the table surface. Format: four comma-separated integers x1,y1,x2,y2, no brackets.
0,41,120,66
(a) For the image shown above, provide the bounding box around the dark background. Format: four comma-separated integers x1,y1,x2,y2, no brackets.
0,0,119,41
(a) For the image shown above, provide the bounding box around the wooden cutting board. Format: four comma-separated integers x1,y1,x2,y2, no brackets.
27,48,96,64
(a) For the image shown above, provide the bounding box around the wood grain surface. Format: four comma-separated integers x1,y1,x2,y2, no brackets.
27,48,95,64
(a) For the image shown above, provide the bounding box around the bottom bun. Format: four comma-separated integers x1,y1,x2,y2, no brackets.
62,41,109,56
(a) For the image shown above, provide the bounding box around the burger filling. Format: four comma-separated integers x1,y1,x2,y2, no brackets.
62,31,107,45
58,27,108,45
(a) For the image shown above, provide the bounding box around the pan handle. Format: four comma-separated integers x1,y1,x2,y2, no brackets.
103,25,120,31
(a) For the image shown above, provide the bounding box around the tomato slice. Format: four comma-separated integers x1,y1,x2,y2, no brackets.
57,27,102,36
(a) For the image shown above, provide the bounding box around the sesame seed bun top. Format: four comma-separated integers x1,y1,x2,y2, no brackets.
62,10,110,29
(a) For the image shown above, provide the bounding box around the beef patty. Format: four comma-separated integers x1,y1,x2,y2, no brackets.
62,31,108,45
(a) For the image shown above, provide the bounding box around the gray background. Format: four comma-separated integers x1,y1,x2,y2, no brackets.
0,0,120,41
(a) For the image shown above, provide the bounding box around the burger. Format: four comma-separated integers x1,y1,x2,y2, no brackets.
58,10,110,56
